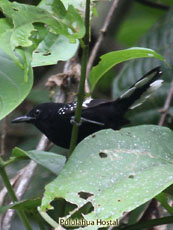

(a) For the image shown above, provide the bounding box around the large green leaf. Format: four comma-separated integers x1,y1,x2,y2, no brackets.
89,48,165,92
40,125,173,228
0,48,33,120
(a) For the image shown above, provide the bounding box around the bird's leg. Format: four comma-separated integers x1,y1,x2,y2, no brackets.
70,116,104,126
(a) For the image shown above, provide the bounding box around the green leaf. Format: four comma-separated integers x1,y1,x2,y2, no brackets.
0,198,41,214
0,48,33,120
128,202,149,225
25,150,66,175
32,34,79,67
117,2,165,47
156,192,173,215
0,19,23,68
39,0,87,13
40,125,173,227
89,47,165,92
12,147,27,158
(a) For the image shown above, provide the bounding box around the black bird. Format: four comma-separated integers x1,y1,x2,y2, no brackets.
12,67,163,148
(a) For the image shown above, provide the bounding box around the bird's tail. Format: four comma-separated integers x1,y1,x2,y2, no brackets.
115,66,163,112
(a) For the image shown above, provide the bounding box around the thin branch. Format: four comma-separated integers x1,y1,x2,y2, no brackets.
158,80,173,126
86,0,120,78
0,166,32,230
135,0,169,10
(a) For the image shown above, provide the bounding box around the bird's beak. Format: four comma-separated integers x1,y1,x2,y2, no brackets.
12,115,36,123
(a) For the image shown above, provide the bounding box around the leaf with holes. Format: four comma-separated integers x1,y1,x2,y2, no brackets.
89,47,165,92
40,125,173,228
0,0,85,48
0,48,33,120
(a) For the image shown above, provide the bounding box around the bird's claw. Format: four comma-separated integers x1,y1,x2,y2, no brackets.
70,116,82,126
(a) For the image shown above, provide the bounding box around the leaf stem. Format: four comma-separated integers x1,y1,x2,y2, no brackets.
0,159,32,230
68,0,90,157
118,216,173,230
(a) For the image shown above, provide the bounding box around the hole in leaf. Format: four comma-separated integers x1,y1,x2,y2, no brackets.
43,52,51,56
128,175,134,179
78,191,94,200
71,202,94,218
117,199,121,202
99,152,107,158
13,8,19,11
92,134,96,138
49,198,77,218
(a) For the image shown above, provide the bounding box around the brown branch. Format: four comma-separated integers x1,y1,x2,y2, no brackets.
86,0,120,78
158,80,173,126
0,117,7,156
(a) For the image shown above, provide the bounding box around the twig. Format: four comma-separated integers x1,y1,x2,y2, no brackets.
0,163,32,230
86,0,120,78
0,117,7,156
135,0,169,10
158,80,173,126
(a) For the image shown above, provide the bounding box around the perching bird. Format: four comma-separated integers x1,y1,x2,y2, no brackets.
12,67,163,148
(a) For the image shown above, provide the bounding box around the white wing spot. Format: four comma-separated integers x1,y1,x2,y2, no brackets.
58,102,78,115
149,80,163,91
82,98,93,108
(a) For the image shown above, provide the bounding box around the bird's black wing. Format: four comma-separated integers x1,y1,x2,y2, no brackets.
57,98,109,116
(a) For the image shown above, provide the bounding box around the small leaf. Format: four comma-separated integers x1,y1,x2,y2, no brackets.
26,150,66,175
12,147,27,158
156,192,173,215
89,47,165,92
0,198,41,214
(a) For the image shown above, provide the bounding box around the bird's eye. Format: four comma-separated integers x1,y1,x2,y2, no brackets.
34,109,41,117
